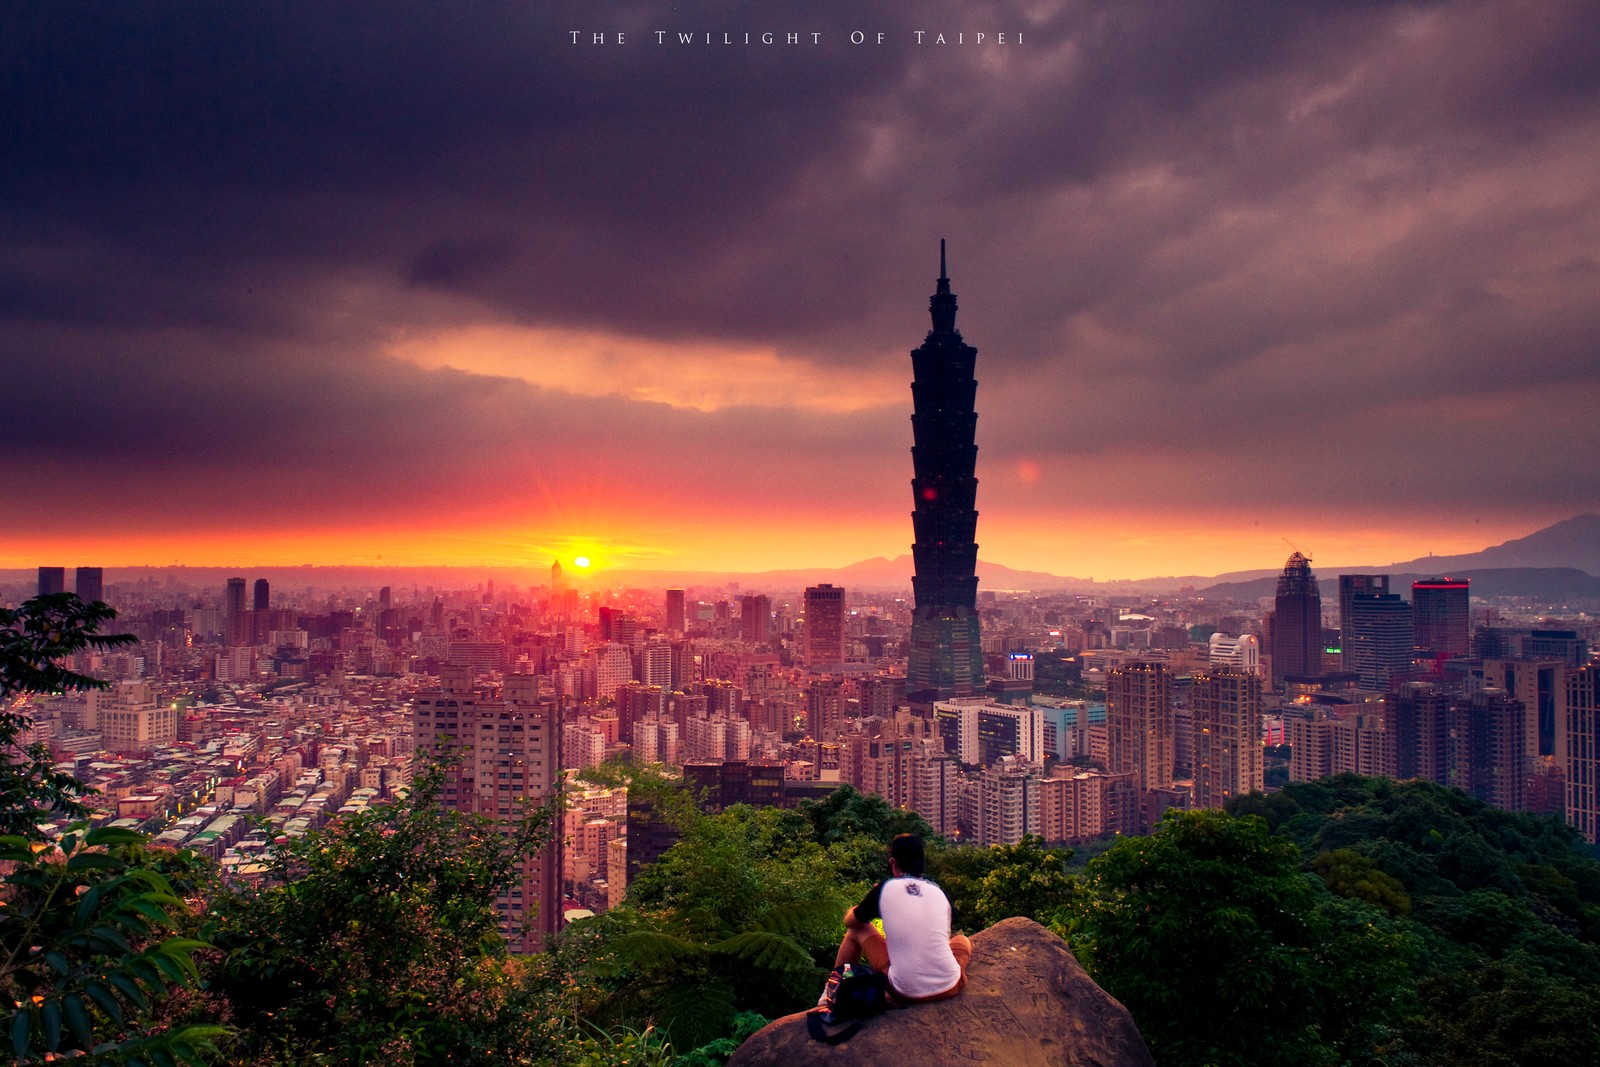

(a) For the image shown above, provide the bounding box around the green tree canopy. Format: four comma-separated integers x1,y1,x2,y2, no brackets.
206,760,561,1065
1064,808,1414,1067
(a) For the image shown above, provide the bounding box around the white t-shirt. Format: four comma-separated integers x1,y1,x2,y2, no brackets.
854,875,962,999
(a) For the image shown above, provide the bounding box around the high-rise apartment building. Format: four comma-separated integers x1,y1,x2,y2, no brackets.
1481,658,1564,760
636,640,673,689
803,584,846,667
1565,664,1600,844
632,715,680,765
413,669,562,950
1036,767,1140,845
1270,553,1323,688
806,679,846,741
1466,687,1527,813
838,712,940,810
1106,661,1174,808
1343,589,1414,690
907,243,985,699
739,594,771,644
74,567,103,604
1391,681,1452,782
592,643,634,704
1192,668,1264,809
614,682,667,744
931,697,1044,768
976,757,1040,846
1412,577,1469,658
1287,703,1394,783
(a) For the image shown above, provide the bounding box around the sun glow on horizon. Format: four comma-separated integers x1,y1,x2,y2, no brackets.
0,512,1548,582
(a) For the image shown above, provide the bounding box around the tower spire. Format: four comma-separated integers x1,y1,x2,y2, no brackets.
930,238,958,332
908,239,982,698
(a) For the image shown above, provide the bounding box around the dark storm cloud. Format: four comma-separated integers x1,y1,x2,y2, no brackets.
0,317,906,533
4,0,1600,543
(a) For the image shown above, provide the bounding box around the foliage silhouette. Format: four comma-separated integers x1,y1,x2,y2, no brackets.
0,594,136,837
1,594,221,1064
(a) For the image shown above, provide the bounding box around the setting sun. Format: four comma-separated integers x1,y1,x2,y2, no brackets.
573,556,591,569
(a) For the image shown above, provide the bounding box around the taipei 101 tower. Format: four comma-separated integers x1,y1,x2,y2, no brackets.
907,241,985,698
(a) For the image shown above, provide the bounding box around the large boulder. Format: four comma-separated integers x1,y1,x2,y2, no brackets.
727,916,1153,1066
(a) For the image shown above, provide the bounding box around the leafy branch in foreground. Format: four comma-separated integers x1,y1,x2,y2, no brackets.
1,825,223,1065
206,758,563,1065
1,593,136,838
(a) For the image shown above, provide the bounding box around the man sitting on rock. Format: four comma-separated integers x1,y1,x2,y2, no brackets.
823,833,972,1005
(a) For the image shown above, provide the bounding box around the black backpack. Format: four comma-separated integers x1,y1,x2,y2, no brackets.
807,964,893,1045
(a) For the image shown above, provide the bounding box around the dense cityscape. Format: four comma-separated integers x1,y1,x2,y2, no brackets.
10,551,1599,934
10,252,1599,961
7,3,1600,1063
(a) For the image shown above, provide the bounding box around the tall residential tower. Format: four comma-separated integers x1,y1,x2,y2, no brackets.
907,242,985,698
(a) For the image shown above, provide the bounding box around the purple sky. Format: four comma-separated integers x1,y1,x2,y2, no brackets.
4,1,1598,578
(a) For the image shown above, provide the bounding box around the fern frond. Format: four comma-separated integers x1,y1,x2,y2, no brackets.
591,929,702,977
709,930,815,972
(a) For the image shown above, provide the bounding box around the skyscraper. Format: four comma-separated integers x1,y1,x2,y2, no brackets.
1343,589,1414,690
1412,577,1470,658
73,566,102,604
1269,552,1322,688
907,242,984,698
803,584,846,666
665,588,686,634
253,578,270,612
36,567,65,596
225,577,249,646
1338,574,1388,669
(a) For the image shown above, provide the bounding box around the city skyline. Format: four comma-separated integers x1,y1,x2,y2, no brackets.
5,2,1600,579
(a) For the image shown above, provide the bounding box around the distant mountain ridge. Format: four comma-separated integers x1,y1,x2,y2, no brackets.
1198,515,1600,603
1200,567,1600,604
1381,514,1600,575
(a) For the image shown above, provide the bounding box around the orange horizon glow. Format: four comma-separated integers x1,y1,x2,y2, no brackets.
0,511,1541,582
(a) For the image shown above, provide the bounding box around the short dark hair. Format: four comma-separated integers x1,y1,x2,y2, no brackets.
890,833,926,877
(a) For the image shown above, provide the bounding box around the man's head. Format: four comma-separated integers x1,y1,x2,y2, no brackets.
889,833,926,877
